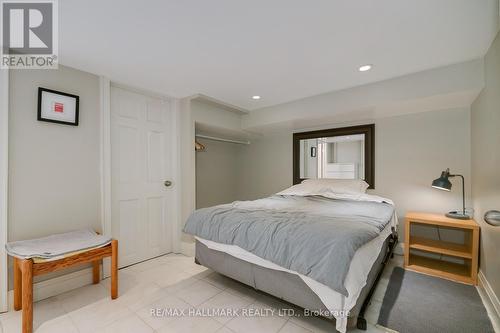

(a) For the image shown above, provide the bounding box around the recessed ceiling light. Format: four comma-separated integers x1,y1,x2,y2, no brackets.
358,64,372,72
252,95,261,100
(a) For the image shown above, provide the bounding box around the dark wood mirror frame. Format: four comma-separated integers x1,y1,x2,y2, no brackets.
293,124,375,188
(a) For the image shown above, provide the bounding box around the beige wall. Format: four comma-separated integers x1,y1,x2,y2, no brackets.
192,99,246,210
373,108,471,220
237,132,293,200
180,99,245,251
471,30,500,299
180,100,243,219
196,138,242,208
8,65,101,284
237,108,472,243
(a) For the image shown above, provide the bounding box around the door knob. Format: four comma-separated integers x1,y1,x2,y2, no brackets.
164,180,172,187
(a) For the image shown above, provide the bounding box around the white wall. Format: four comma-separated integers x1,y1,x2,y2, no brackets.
471,30,500,300
191,100,242,131
243,59,483,132
236,108,472,243
179,97,196,251
335,141,361,164
8,65,101,284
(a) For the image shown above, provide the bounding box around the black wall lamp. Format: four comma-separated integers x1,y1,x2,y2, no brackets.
432,168,470,220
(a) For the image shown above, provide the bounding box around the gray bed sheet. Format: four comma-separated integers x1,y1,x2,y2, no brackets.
184,195,394,296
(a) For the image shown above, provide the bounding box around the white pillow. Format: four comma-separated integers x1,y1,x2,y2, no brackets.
277,179,369,196
302,179,369,193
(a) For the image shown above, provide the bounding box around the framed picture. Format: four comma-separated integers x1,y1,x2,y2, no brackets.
37,87,79,126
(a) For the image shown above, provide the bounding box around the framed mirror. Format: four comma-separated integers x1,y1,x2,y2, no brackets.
293,124,375,188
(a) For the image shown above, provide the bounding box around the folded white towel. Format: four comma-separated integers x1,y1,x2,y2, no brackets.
5,228,112,260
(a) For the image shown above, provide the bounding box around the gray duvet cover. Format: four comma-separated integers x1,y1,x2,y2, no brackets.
183,195,394,297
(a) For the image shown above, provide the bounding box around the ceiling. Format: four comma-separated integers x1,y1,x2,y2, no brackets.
60,0,498,110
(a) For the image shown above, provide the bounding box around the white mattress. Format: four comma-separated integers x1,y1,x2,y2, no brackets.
196,215,396,333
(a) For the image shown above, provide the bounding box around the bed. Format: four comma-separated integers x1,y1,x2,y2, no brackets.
183,179,398,332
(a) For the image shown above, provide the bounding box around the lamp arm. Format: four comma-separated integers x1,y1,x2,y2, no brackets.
449,174,466,215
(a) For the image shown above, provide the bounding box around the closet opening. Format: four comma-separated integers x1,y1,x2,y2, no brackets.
194,123,250,209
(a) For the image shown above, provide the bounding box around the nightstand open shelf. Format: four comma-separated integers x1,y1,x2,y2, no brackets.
404,212,479,285
409,236,472,259
407,253,472,284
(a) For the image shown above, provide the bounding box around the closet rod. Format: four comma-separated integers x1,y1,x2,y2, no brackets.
195,134,250,145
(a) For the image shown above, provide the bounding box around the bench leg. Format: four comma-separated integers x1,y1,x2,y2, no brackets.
111,240,118,299
14,257,22,311
21,259,33,333
92,260,100,284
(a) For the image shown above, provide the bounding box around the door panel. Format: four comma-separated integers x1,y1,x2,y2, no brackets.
111,86,173,267
118,199,140,259
147,197,163,248
147,131,164,182
118,126,140,183
146,99,165,123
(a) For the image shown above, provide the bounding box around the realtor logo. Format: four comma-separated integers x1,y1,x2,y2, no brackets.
1,0,58,69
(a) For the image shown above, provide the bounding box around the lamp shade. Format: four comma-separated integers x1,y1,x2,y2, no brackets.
432,169,452,191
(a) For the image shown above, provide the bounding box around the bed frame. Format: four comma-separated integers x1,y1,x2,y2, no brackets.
195,230,398,331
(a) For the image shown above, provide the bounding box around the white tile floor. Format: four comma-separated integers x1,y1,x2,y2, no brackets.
0,254,403,333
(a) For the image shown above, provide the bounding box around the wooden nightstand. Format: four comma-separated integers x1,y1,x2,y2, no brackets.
404,212,479,285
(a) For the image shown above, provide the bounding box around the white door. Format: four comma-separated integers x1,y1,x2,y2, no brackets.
111,86,174,267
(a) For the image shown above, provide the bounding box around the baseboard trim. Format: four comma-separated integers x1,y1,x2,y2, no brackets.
478,270,500,318
6,267,94,310
181,241,195,257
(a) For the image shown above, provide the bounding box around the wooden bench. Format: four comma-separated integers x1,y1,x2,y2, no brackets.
11,239,118,333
